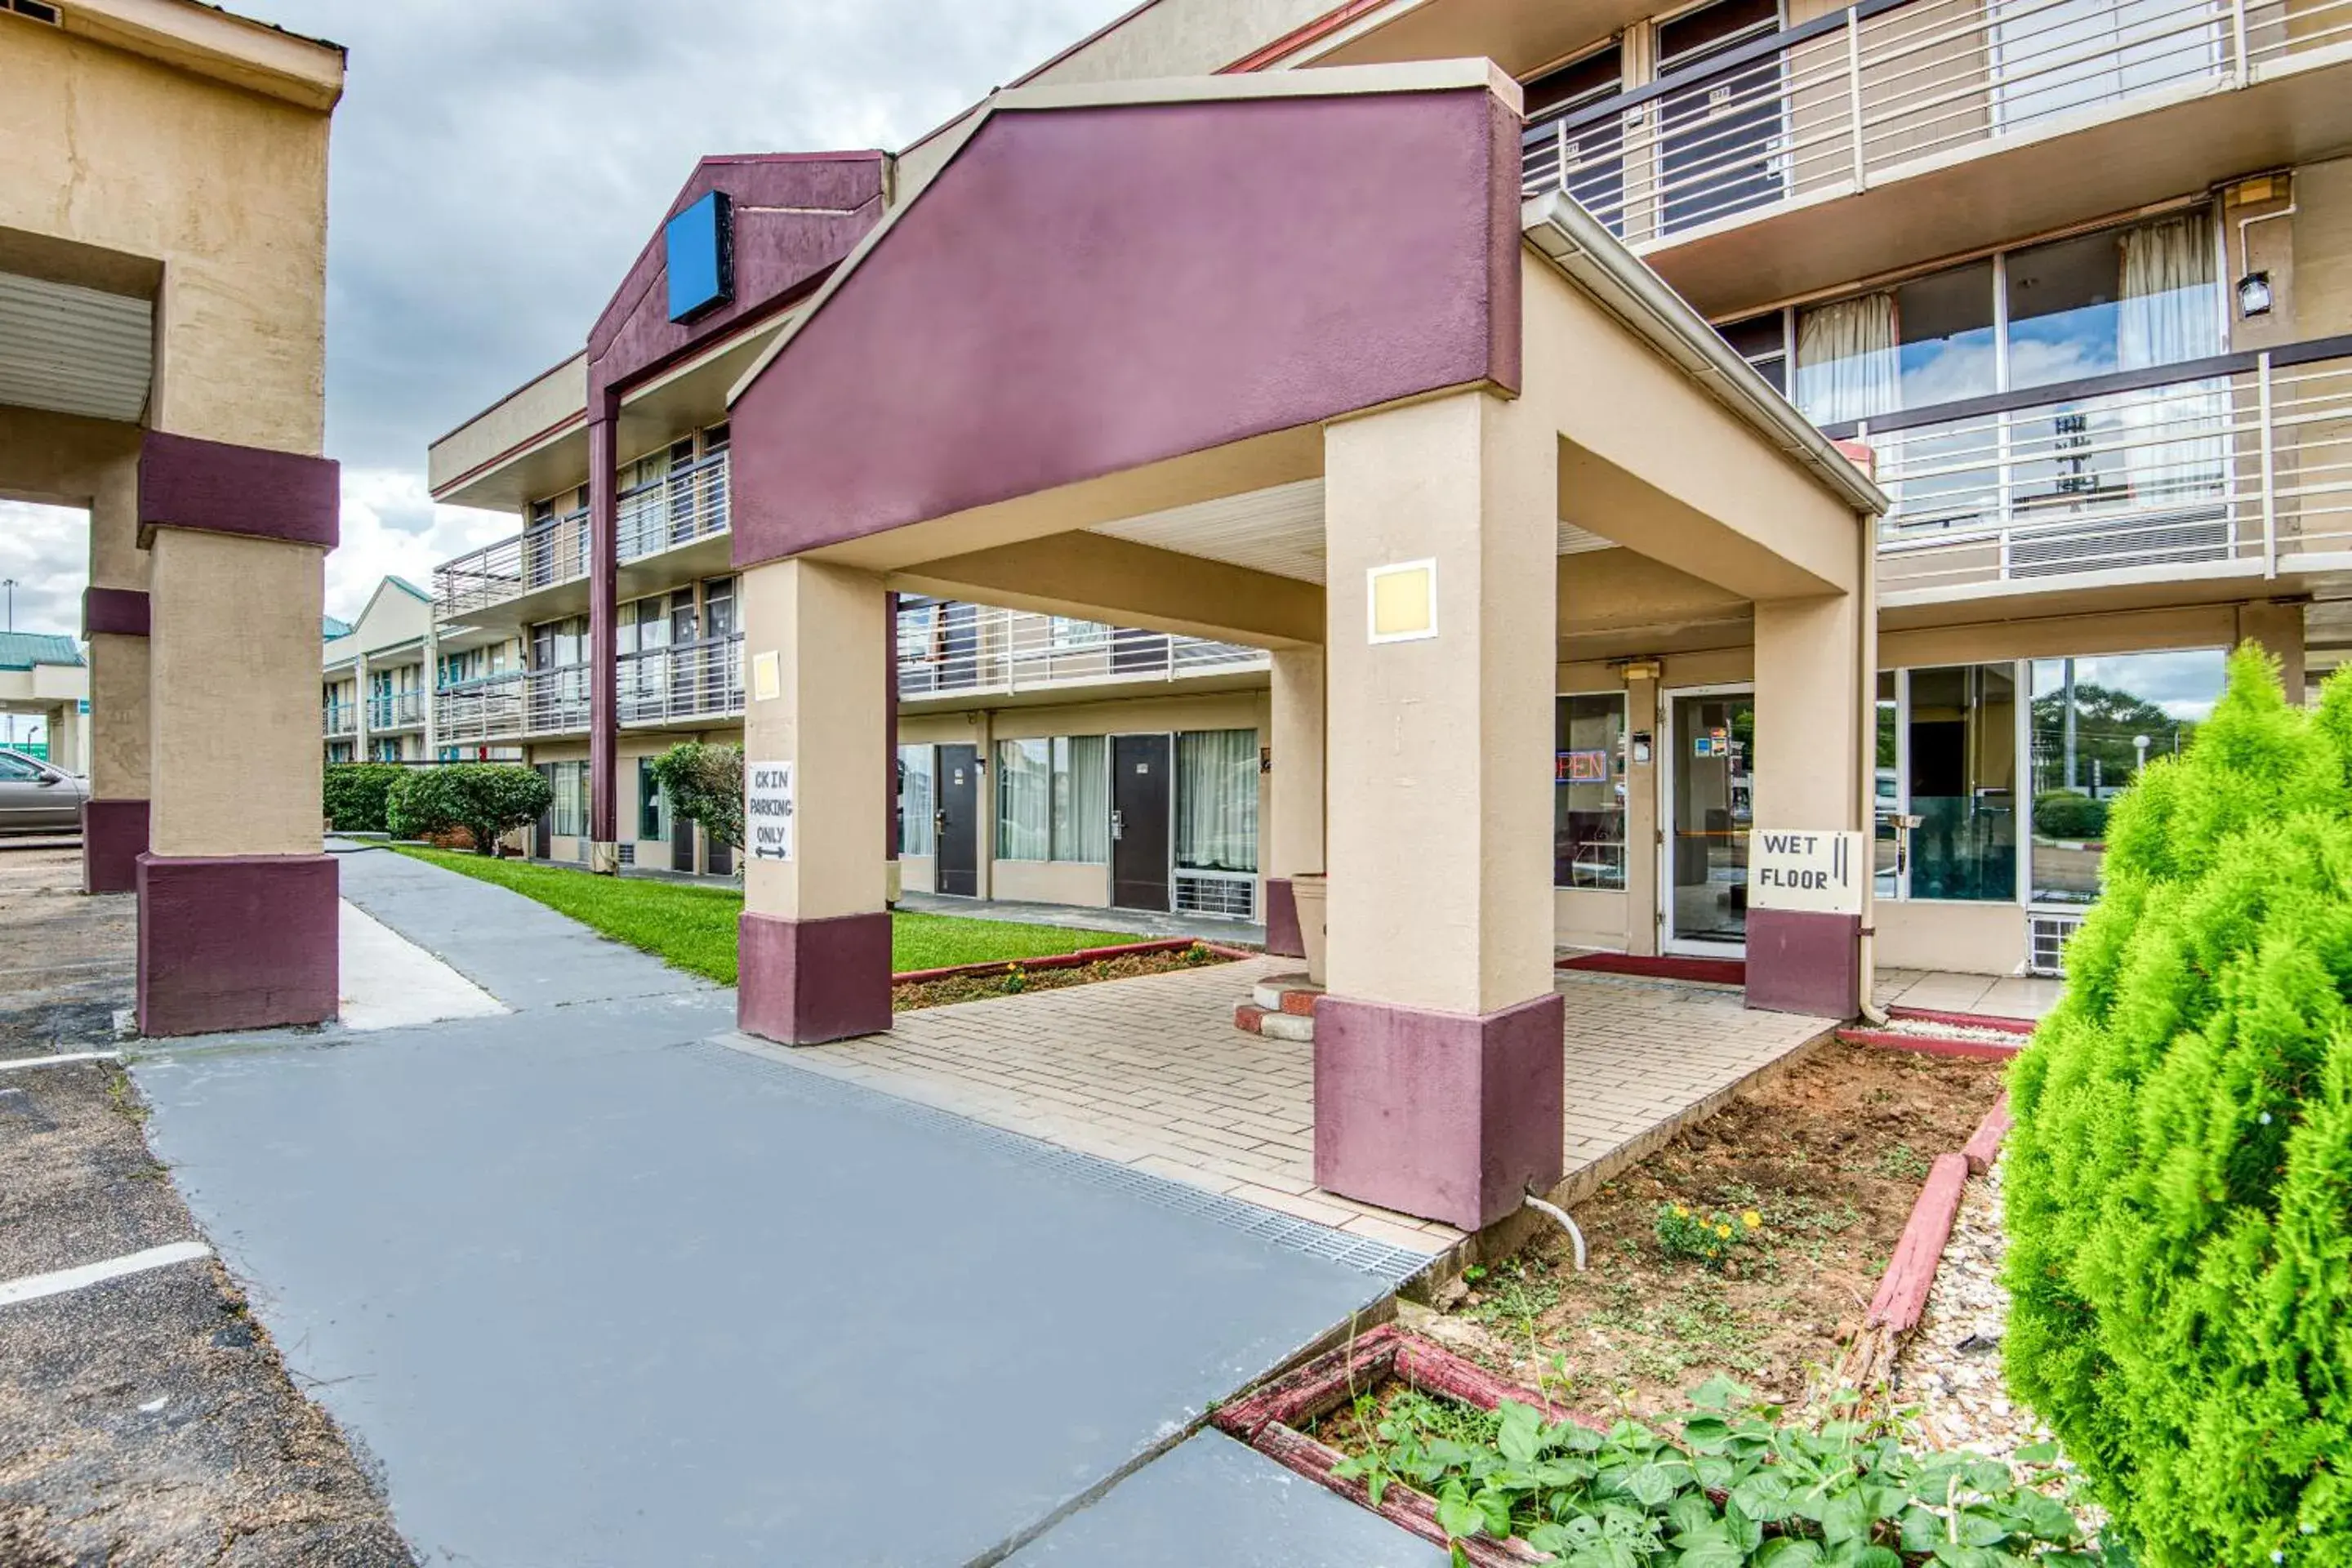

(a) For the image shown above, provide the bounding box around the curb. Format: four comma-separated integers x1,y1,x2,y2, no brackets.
890,937,1203,986
1836,1027,2022,1060
1886,1004,2036,1036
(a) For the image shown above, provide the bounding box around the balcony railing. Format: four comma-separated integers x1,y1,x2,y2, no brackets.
524,663,593,735
368,692,427,730
323,701,355,738
617,632,745,724
617,449,729,564
1522,0,2351,247
1858,339,2352,594
434,508,589,617
896,604,1268,699
436,674,524,746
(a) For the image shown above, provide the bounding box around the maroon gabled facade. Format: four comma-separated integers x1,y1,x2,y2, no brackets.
726,84,1526,566
581,152,889,845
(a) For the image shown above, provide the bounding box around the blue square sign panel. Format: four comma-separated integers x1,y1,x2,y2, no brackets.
666,190,733,323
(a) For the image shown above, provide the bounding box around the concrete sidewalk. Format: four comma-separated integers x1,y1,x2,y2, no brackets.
131,847,1423,1566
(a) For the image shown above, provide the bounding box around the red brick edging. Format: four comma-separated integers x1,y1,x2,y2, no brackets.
1215,1324,1590,1566
889,937,1199,986
1886,1005,2037,1036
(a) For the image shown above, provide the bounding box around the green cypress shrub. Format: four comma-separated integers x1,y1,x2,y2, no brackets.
2004,645,2352,1561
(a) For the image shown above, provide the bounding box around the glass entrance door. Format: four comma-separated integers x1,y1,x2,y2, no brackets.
1664,688,1756,952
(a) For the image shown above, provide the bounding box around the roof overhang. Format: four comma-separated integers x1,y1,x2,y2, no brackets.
1520,192,1886,519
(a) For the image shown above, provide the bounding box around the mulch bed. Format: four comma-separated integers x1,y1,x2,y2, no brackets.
891,945,1236,1010
1409,1040,2007,1422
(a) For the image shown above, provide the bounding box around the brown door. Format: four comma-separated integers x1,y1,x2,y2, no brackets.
1110,733,1171,912
935,744,979,897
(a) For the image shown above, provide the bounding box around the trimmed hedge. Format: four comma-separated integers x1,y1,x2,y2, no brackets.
323,763,405,833
2004,645,2352,1561
386,764,550,857
2031,789,2109,842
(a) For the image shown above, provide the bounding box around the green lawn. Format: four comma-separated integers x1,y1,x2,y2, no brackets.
390,846,1135,985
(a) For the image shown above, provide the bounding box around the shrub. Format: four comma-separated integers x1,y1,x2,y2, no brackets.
647,742,742,853
323,762,405,833
2004,644,2352,1562
2031,789,2109,842
386,764,550,857
1654,1202,1763,1271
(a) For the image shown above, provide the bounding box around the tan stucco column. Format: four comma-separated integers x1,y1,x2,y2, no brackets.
82,453,151,893
134,434,341,1036
48,702,85,777
1263,646,1325,958
2239,600,2307,702
1748,590,1873,1016
737,557,893,1044
1313,388,1563,1232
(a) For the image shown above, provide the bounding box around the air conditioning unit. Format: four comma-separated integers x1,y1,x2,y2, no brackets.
1174,871,1255,921
2028,912,2083,977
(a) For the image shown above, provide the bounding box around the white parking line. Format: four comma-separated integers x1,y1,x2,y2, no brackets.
0,1242,213,1308
0,1050,123,1072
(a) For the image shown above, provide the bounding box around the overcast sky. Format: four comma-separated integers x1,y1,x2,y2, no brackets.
0,0,1131,638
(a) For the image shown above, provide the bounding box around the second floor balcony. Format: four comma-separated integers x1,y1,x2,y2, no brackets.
433,666,591,743
368,691,426,730
617,632,745,725
1521,0,2352,310
896,604,1270,702
435,508,589,620
1858,338,2352,596
322,700,355,738
616,448,729,565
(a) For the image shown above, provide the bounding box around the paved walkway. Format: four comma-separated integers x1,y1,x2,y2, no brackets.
1877,967,2066,1021
126,847,1414,1566
782,960,1835,1250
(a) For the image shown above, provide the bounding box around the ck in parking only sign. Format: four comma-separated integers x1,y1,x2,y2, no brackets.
1748,829,1865,915
747,761,794,862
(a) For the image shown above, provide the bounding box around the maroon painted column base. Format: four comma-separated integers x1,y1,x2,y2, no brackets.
1313,990,1566,1232
1745,909,1861,1018
738,910,893,1045
136,853,339,1037
1263,877,1304,959
82,799,150,894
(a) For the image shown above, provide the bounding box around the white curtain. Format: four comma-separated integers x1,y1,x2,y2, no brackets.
1794,292,1900,425
1175,729,1259,874
996,740,1050,861
2117,212,2226,508
899,746,935,857
1052,736,1108,862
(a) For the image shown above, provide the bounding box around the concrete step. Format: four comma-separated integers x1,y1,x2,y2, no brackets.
1250,973,1323,1015
1232,1003,1315,1043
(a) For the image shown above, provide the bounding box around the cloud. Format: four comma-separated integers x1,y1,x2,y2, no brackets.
6,0,1136,636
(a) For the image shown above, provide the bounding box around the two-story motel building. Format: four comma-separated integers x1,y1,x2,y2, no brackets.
430,0,2348,998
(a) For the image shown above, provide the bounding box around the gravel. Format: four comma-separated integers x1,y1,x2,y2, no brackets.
1887,1160,2058,1462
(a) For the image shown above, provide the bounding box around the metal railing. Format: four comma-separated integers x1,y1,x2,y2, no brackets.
617,632,745,724
1863,341,2352,593
895,604,1268,699
435,674,525,746
368,691,427,729
434,508,589,617
1522,0,2352,247
524,663,593,735
322,701,356,737
617,449,729,564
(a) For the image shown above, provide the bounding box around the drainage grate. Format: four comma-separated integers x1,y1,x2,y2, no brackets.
702,1034,1434,1283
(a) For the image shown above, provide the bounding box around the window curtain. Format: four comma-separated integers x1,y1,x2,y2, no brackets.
2117,212,2226,508
899,746,935,857
996,740,1050,861
1052,736,1108,862
1793,292,1900,425
1175,729,1259,874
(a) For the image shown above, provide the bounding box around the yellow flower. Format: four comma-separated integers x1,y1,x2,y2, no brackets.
1715,1223,1733,1239
1673,1204,1689,1218
1742,1210,1764,1230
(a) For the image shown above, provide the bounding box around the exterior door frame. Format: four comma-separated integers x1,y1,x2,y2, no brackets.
1658,681,1755,957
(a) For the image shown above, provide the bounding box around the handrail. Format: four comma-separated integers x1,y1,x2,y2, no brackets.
617,631,746,724
895,604,1267,699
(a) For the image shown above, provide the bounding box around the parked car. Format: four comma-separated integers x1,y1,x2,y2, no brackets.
0,748,87,834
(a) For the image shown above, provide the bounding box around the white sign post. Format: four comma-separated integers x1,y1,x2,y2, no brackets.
746,761,794,862
1748,829,1864,916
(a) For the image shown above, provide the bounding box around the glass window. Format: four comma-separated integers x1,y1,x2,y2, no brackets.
1720,313,1788,395
1175,729,1259,874
899,746,935,857
549,760,588,839
2006,214,2220,391
1905,664,2016,901
637,757,667,842
1555,694,1628,889
2027,648,2223,905
1874,671,1900,896
1051,736,1108,862
996,739,1051,861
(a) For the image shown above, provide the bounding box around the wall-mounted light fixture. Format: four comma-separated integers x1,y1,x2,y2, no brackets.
2238,270,2274,318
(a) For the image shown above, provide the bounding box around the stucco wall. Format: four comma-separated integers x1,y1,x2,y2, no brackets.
991,858,1112,907
2,20,332,452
